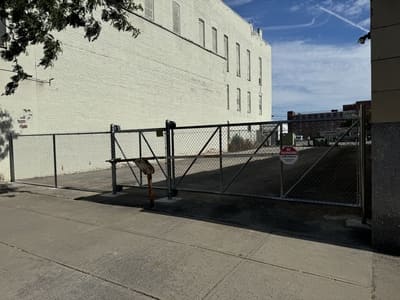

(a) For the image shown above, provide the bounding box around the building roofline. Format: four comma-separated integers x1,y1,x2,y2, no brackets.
125,8,227,61
218,0,270,46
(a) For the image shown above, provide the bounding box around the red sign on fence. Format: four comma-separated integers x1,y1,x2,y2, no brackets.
280,146,298,165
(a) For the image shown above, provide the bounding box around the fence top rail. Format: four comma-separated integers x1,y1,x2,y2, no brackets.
117,127,165,134
174,117,359,130
15,127,165,137
17,131,110,137
14,117,358,137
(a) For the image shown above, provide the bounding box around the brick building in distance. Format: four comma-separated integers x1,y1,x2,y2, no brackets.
287,100,371,139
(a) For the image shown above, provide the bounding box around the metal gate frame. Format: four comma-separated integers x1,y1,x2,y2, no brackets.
109,124,169,194
107,111,367,215
161,111,368,214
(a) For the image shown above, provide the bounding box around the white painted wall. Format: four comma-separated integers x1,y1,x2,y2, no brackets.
0,0,272,181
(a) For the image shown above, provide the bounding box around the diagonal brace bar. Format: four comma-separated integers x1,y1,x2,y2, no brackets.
283,120,359,197
222,123,280,193
176,127,219,187
114,136,141,185
141,132,168,179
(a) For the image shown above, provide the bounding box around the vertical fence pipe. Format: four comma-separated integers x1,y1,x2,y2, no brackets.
110,124,117,194
359,104,367,222
52,134,58,188
219,126,223,191
171,128,176,190
227,121,230,151
8,133,15,182
279,123,284,197
165,120,172,199
139,131,143,187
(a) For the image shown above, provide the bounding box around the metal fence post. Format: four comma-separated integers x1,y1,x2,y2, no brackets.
359,104,367,223
110,124,117,194
139,131,143,187
171,127,176,190
279,122,284,197
52,134,58,188
8,133,15,182
165,120,172,199
219,126,223,191
227,121,230,151
165,120,177,199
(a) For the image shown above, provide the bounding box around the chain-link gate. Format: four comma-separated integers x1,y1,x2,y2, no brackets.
109,124,169,193
9,108,369,218
167,117,364,207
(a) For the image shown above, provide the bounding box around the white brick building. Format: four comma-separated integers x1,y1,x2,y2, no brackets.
0,0,272,180
0,0,271,132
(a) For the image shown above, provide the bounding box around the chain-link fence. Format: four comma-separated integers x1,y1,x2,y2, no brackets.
12,131,111,192
169,116,364,206
9,113,368,209
112,127,168,190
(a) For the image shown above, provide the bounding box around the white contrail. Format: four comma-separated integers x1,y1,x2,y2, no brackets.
263,18,316,31
319,6,369,33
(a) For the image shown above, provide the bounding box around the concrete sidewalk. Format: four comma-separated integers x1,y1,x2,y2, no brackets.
0,184,398,299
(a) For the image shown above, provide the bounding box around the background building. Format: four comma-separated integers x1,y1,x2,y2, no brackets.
0,0,272,180
286,100,370,140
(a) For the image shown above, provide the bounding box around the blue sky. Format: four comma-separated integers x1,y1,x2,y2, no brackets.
224,0,371,119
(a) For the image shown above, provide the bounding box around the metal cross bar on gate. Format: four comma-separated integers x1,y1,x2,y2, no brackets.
222,123,280,193
140,132,168,179
176,127,220,187
283,120,360,198
114,136,141,185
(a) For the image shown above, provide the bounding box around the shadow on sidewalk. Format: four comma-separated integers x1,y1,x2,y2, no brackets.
75,187,371,252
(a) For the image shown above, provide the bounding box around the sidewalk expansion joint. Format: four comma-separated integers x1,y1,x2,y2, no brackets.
3,203,370,289
201,260,244,300
0,240,161,300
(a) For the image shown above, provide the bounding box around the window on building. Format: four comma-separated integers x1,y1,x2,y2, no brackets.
237,88,241,112
226,85,230,110
224,35,229,72
0,18,6,48
145,0,154,21
247,92,251,113
259,94,263,115
259,57,262,85
172,1,181,35
212,27,218,53
247,50,251,81
236,43,241,77
199,19,205,47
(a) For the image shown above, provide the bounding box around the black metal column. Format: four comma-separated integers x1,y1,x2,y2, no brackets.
139,131,143,187
359,104,368,222
279,123,284,197
165,120,176,199
165,120,172,199
219,126,223,191
110,124,117,194
8,133,15,182
52,134,58,188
